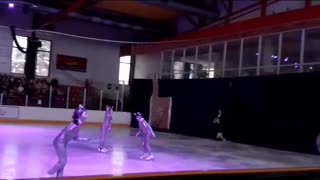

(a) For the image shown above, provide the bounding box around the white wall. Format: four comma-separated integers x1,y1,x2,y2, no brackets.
0,27,120,87
48,34,120,87
0,5,126,87
0,105,131,125
0,27,12,74
134,53,161,79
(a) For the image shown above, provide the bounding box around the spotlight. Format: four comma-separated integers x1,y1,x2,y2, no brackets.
8,3,15,8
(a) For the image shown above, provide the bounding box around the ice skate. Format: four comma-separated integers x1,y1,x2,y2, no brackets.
139,153,149,159
56,170,63,177
98,147,108,153
47,167,56,175
217,133,226,141
144,154,154,161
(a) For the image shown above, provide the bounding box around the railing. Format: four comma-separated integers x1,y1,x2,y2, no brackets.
157,69,216,80
0,80,129,112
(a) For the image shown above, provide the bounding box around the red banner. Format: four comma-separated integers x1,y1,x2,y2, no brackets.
56,54,87,72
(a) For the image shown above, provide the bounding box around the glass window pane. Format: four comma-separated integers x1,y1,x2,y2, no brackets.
39,39,51,51
119,63,130,85
173,49,184,72
226,41,240,69
304,28,320,63
13,36,27,49
281,31,301,65
210,44,224,78
280,65,300,74
241,68,256,77
261,34,279,67
174,49,184,59
36,51,50,76
198,45,209,61
303,64,320,72
242,37,259,68
185,47,196,59
11,47,25,74
173,61,184,72
162,51,173,75
198,45,209,55
120,56,131,63
197,45,210,79
224,69,238,78
260,66,277,75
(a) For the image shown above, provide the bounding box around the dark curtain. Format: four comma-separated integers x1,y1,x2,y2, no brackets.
130,72,320,154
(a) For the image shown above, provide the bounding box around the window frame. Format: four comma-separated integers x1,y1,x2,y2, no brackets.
11,35,52,77
118,56,131,85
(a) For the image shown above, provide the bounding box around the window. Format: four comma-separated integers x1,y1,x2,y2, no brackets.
119,56,131,85
11,36,51,76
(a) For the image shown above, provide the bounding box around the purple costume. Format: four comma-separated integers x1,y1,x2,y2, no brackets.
48,105,89,177
134,112,156,160
98,106,113,153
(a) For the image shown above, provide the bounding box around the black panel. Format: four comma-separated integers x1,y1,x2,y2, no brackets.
129,79,153,128
130,72,320,154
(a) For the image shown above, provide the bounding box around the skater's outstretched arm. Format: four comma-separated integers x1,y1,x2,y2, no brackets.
72,122,90,142
136,130,141,137
147,123,156,138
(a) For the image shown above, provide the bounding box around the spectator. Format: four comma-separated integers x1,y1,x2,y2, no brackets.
17,84,24,93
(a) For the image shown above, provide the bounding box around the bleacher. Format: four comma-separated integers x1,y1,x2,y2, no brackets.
0,73,125,111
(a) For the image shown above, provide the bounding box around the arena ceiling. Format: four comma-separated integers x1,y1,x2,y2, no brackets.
14,0,221,38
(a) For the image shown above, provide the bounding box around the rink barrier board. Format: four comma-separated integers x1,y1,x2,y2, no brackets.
0,119,130,127
37,167,320,180
0,105,131,127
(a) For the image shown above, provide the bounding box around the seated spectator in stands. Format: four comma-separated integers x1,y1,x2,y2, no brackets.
8,76,15,93
51,78,59,89
41,79,49,95
35,79,42,94
17,84,24,93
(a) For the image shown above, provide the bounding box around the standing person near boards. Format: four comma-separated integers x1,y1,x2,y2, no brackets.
213,109,227,141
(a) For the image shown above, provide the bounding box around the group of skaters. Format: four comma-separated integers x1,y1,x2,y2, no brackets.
47,104,225,177
48,105,155,177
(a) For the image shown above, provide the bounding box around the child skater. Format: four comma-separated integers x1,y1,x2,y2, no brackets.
98,105,113,153
48,105,90,177
134,112,156,161
213,109,227,141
